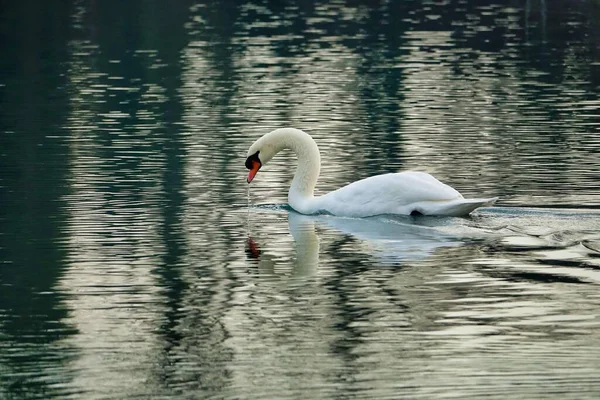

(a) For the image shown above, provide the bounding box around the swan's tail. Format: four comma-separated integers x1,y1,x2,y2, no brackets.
416,197,498,217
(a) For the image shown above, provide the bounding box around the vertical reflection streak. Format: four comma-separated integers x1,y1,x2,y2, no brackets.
57,2,184,397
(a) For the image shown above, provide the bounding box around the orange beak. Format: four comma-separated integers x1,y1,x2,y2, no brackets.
247,160,261,183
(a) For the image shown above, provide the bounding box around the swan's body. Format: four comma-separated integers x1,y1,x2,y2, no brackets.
245,128,497,217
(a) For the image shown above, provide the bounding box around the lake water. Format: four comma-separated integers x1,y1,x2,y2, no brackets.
1,0,600,398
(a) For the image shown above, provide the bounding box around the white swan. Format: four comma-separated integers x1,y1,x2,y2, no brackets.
245,128,498,217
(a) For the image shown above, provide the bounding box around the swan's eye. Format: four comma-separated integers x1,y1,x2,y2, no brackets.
245,151,261,169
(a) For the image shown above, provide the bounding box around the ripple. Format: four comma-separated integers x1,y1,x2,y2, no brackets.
1,0,600,399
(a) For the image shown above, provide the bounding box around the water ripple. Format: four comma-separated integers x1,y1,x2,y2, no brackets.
1,0,600,399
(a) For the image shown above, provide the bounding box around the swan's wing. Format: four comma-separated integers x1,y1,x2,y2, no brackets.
313,171,499,217
411,197,498,217
315,172,463,216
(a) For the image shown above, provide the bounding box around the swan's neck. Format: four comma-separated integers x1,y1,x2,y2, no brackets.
287,131,320,199
265,129,320,210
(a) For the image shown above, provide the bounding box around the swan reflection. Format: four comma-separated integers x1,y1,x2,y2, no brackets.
246,211,466,275
246,212,319,277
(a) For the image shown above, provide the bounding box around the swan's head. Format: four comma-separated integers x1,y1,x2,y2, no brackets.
244,132,280,183
245,150,262,183
245,128,317,184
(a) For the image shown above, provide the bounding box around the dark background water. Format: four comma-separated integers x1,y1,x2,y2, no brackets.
1,1,600,399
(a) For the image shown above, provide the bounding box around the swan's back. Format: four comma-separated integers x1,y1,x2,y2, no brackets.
313,171,493,217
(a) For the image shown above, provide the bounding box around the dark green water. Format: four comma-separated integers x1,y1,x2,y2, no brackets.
1,1,600,398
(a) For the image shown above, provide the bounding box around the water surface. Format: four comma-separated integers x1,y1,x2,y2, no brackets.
1,0,600,398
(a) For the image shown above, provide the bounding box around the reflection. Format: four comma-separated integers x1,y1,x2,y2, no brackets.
288,213,320,274
248,207,600,285
313,214,463,264
246,211,466,276
58,1,197,397
246,212,319,277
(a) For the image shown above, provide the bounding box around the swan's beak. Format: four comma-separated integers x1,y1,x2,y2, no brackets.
247,160,261,183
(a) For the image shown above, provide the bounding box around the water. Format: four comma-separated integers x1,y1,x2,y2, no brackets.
1,0,600,398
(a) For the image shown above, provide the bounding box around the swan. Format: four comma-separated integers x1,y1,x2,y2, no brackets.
245,128,498,217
